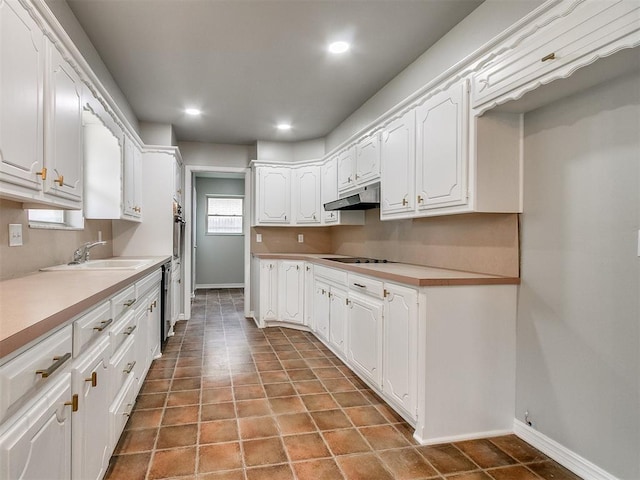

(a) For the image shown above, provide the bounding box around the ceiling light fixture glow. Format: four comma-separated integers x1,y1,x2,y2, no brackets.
328,41,350,54
277,123,292,131
185,108,202,116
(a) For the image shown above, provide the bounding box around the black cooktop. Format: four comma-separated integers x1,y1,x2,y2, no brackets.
324,257,392,264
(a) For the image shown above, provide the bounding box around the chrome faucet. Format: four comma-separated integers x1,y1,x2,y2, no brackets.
69,241,107,264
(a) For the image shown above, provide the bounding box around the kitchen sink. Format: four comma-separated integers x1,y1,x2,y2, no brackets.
41,258,155,271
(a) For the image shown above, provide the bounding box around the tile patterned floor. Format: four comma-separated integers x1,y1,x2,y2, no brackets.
105,288,582,480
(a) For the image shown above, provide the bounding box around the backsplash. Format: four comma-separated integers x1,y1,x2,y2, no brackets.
0,199,113,280
252,211,519,277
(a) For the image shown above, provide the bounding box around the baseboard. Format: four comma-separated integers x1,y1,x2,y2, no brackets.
513,420,618,480
413,428,513,446
195,283,244,289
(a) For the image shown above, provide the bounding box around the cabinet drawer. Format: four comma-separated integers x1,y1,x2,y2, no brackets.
136,269,161,298
0,325,72,420
472,0,640,109
109,374,137,451
111,284,137,320
73,300,112,356
348,273,384,299
109,309,137,358
110,335,137,402
314,265,347,286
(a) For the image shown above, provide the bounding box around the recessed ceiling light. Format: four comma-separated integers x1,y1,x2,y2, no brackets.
185,108,201,116
277,123,292,131
328,41,350,54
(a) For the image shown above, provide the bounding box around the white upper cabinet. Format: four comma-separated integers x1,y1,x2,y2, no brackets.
0,0,45,197
380,109,416,218
293,165,321,224
354,132,381,186
123,134,142,219
415,80,468,211
321,157,339,224
255,166,291,224
43,40,83,206
336,146,356,192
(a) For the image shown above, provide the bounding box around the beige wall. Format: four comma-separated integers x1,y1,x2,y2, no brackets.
0,199,113,280
251,212,519,277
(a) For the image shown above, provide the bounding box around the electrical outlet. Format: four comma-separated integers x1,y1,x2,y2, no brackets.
298,234,304,243
9,224,23,247
256,233,262,243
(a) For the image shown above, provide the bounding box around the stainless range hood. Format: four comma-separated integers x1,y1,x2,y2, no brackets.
323,185,380,211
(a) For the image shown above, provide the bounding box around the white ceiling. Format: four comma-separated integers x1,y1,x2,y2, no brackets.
66,0,483,145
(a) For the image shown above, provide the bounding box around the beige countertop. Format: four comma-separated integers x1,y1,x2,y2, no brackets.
0,256,171,359
252,253,520,287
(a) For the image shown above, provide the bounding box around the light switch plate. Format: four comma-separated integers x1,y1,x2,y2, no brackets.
256,233,262,243
298,234,304,243
9,224,23,247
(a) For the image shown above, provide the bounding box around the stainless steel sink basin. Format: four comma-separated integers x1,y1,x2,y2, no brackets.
41,258,155,271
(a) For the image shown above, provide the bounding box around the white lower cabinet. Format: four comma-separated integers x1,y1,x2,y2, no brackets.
346,292,383,388
0,373,73,480
72,338,111,480
303,263,314,328
278,261,304,324
328,286,348,355
313,281,331,341
382,283,418,420
258,260,279,323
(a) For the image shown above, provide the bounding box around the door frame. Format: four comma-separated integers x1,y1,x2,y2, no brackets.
183,165,251,319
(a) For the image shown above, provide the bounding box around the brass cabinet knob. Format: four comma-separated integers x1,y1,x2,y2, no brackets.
36,167,47,180
54,175,64,186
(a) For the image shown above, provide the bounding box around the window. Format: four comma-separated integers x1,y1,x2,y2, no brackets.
28,209,84,230
206,196,243,235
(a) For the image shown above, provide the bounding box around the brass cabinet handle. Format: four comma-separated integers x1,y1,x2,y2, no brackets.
541,52,555,62
123,403,133,417
93,318,113,332
54,175,64,186
64,394,79,412
123,299,136,307
35,352,71,378
306,266,310,271
417,195,424,203
296,265,300,271
123,325,137,335
85,371,97,387
383,289,389,298
402,198,408,206
355,174,359,180
36,167,47,180
124,361,136,374
345,298,351,306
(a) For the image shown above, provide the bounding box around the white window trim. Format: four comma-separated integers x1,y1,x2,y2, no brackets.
205,194,244,236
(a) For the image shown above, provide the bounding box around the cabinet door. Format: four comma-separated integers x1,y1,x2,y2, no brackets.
171,264,181,328
415,81,468,210
259,261,278,322
278,261,304,324
134,303,149,391
313,281,330,341
0,0,45,193
380,109,416,218
347,293,383,388
0,373,72,480
355,132,381,185
383,283,418,419
257,167,291,224
321,158,340,224
44,41,83,204
336,147,356,192
72,339,110,480
304,264,314,328
329,287,348,355
123,135,142,219
147,286,161,361
294,166,321,224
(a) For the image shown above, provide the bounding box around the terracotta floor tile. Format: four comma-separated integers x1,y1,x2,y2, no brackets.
234,384,266,401
379,447,439,479
487,465,541,480
259,370,290,383
166,389,201,407
489,435,549,463
156,424,198,449
245,464,294,480
528,461,583,480
162,405,200,426
301,393,339,411
323,428,371,455
253,352,279,362
148,446,197,479
105,452,151,479
198,442,243,473
447,472,493,480
276,412,318,435
202,376,232,389
264,382,297,398
292,458,345,480
416,443,478,474
313,367,345,379
134,393,167,410
174,366,203,378
242,437,288,466
280,359,308,369
239,415,279,439
321,378,357,393
293,380,327,394
311,409,353,430
332,391,370,408
454,439,518,469
283,432,331,460
201,402,236,421
197,469,245,480
236,398,272,418
359,425,411,450
140,379,171,394
171,377,202,391
146,368,174,380
344,405,388,426
113,428,158,454
202,387,234,404
231,372,261,385
269,396,306,414
200,419,239,444
287,368,317,381
176,357,203,368
256,361,284,372
304,358,334,368
125,408,163,430
337,453,395,480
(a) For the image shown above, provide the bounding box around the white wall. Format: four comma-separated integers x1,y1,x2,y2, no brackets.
179,141,256,168
517,72,640,479
326,0,544,151
256,139,325,163
139,122,176,146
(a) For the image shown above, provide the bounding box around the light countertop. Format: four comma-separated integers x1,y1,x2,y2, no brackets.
252,253,520,287
0,256,171,359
